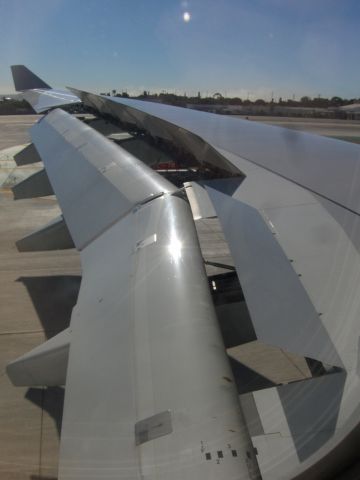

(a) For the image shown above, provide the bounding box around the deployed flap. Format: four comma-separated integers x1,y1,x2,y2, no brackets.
30,108,176,250
12,168,53,199
14,143,42,166
11,65,51,91
16,215,74,252
184,182,216,220
206,187,342,367
7,328,70,386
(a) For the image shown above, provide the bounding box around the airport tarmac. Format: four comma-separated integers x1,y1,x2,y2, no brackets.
0,114,80,479
236,115,360,143
0,115,40,150
1,113,360,479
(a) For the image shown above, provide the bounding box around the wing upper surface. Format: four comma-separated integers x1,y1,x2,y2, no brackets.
30,109,176,249
25,107,260,477
59,193,258,479
70,89,360,215
8,69,360,480
22,88,81,113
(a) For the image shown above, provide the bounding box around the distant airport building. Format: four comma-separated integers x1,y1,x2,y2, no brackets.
187,103,336,118
338,103,360,120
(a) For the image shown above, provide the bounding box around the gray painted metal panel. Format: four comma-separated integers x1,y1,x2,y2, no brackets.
11,64,51,91
7,328,70,386
71,90,360,215
31,109,176,250
16,215,74,251
135,411,173,445
12,168,53,199
206,187,342,367
59,194,259,479
14,143,41,166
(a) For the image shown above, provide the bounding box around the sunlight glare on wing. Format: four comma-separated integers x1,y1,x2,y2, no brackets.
168,235,182,263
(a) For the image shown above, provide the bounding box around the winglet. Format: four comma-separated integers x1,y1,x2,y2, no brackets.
11,65,51,91
10,66,81,112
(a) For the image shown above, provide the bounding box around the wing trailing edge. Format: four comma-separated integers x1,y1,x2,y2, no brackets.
206,187,343,368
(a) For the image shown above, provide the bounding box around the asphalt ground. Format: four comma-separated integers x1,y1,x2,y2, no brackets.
235,115,360,143
0,116,40,150
0,115,80,479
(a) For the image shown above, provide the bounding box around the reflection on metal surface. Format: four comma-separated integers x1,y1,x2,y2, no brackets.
168,235,182,263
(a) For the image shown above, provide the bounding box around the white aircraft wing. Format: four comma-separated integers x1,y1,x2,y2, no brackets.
8,67,360,480
7,108,260,479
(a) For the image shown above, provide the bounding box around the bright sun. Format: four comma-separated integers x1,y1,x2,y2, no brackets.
183,11,191,22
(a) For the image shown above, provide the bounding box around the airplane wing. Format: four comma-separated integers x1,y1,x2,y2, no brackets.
7,108,260,479
11,65,81,113
7,67,360,479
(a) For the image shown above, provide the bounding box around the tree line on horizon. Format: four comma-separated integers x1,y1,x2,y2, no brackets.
103,89,360,109
1,93,359,115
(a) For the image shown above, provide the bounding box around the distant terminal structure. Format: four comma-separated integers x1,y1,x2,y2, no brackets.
187,103,360,119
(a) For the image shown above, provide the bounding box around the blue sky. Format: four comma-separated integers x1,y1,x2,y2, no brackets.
1,0,360,99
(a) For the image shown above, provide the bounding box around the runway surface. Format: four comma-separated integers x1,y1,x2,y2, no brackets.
235,115,360,143
0,115,40,150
